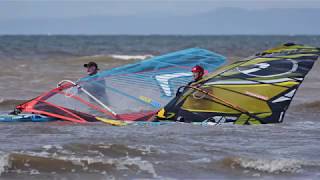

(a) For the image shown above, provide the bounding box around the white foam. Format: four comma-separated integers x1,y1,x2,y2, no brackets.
42,145,63,150
12,150,159,177
109,54,153,60
119,156,158,177
18,64,27,68
65,155,158,177
98,145,111,149
129,145,159,155
236,157,306,173
188,157,212,163
42,145,53,150
30,169,40,175
0,153,9,175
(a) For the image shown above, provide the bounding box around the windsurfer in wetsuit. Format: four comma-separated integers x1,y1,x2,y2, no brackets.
190,65,205,85
80,62,108,106
176,65,204,96
156,65,205,122
84,61,100,76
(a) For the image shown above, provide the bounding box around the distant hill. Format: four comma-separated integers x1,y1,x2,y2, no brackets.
0,8,319,35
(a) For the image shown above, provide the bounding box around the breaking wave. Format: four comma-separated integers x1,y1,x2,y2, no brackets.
109,54,153,60
71,54,153,63
0,153,9,175
220,156,320,174
0,144,159,178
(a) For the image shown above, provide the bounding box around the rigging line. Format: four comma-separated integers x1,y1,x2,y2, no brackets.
77,85,117,117
58,80,118,118
37,99,87,123
107,80,189,91
210,58,305,88
87,55,223,81
80,61,221,86
80,68,191,86
105,84,160,108
187,86,248,113
77,86,118,117
107,76,191,89
201,59,253,80
98,65,193,79
109,73,192,82
209,86,269,102
107,76,190,88
106,81,159,90
92,77,159,91
185,86,265,123
30,109,86,123
88,79,162,108
105,79,189,98
235,61,300,75
216,74,297,88
188,60,251,89
150,51,221,66
56,91,116,118
257,54,318,59
108,76,156,83
109,69,193,79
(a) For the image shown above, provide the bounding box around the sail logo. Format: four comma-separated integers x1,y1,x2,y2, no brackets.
237,59,298,77
155,72,192,96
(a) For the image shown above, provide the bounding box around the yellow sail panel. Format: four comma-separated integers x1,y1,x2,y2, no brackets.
181,86,271,113
263,44,310,53
256,112,272,119
213,82,298,101
200,61,246,82
157,43,320,124
237,57,281,66
181,97,239,113
278,54,320,59
234,114,250,125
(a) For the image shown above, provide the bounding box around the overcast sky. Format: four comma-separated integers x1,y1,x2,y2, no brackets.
0,0,319,34
1,0,320,19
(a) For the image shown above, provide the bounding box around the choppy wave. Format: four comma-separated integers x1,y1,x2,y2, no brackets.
0,99,26,110
0,143,159,178
292,101,320,112
220,156,320,174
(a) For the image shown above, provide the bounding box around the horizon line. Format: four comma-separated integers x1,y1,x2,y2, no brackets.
1,34,320,36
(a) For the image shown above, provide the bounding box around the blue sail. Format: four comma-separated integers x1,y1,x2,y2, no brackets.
77,48,226,116
17,48,226,122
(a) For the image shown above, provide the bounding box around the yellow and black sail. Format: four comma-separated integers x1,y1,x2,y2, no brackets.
156,43,320,124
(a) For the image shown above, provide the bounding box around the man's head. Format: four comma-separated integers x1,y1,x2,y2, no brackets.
191,65,204,81
84,62,99,76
